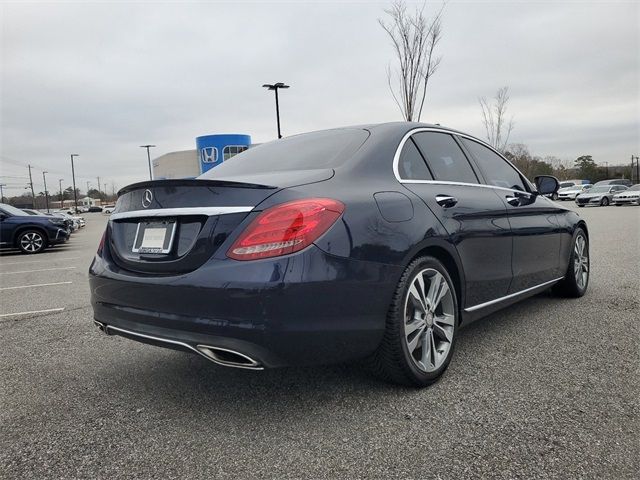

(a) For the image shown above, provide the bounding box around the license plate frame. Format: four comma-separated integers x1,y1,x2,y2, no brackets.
132,219,177,255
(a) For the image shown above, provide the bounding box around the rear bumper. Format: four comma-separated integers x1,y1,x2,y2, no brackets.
89,245,401,368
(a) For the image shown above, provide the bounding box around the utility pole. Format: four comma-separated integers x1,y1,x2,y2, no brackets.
86,181,91,194
97,176,101,195
59,179,64,205
140,145,156,180
27,164,36,208
632,155,640,183
42,171,50,213
0,183,5,203
262,83,290,138
70,154,79,213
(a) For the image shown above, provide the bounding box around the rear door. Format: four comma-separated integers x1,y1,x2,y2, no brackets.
397,130,513,308
458,137,563,293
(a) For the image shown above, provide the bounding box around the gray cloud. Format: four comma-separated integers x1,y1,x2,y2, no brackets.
1,0,638,194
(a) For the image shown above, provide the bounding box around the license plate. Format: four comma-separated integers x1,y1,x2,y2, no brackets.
132,220,177,254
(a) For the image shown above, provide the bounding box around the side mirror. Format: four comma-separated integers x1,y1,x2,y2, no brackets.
534,175,559,196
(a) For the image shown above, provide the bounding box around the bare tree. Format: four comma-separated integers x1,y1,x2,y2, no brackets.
479,86,515,152
379,1,443,122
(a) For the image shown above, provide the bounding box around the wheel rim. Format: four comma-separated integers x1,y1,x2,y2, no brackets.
573,234,589,289
403,268,455,373
20,232,43,252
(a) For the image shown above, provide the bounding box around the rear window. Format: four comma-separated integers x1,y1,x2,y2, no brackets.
199,129,369,178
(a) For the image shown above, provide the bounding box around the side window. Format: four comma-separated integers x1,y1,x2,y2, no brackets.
460,138,526,191
397,138,433,180
411,132,478,184
223,145,248,161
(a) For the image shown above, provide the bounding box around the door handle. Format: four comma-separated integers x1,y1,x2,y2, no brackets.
505,195,520,206
435,195,458,208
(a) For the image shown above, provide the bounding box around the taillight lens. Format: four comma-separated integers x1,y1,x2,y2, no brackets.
97,229,106,256
227,198,345,261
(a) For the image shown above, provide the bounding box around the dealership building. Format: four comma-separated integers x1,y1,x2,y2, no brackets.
152,133,251,179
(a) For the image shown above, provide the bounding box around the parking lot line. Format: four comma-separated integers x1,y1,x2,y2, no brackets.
0,281,73,291
0,257,79,266
0,307,65,318
0,267,77,275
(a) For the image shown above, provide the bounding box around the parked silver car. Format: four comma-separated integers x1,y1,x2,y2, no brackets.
575,185,628,207
613,184,640,206
558,183,592,201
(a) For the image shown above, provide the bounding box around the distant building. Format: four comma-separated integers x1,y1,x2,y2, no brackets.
152,133,251,180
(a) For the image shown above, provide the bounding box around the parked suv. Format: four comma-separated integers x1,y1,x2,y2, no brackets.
594,179,633,187
0,203,69,253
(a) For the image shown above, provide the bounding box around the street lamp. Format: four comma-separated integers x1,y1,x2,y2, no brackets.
59,179,64,205
140,145,156,180
262,82,290,139
42,171,50,213
70,154,79,213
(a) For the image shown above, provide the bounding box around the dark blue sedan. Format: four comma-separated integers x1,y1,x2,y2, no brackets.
89,123,589,386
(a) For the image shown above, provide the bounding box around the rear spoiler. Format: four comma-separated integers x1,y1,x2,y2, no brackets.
118,179,276,196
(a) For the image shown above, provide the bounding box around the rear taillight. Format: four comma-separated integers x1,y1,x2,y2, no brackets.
97,229,106,256
227,198,345,261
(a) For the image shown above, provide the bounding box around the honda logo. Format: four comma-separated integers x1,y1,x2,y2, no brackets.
142,189,153,208
201,147,218,163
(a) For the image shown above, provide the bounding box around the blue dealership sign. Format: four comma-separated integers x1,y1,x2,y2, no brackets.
195,134,251,173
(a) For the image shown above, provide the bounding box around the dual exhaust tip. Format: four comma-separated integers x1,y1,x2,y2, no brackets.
94,320,263,370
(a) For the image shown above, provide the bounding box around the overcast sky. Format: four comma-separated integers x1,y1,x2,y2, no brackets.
1,0,638,195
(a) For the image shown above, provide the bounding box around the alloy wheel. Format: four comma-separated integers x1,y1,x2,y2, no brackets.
20,232,44,253
403,268,455,373
573,234,589,289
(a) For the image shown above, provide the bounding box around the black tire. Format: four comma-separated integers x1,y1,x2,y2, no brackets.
369,256,458,387
17,229,47,254
600,197,609,206
553,227,589,298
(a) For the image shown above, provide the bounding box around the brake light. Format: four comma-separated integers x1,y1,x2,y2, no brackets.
227,198,345,261
97,229,106,256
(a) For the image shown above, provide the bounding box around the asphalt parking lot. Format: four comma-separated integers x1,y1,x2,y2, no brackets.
1,205,638,479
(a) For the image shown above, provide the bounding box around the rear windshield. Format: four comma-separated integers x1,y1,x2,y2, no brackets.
199,128,369,178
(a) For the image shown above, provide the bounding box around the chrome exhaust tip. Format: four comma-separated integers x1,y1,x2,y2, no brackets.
196,345,263,370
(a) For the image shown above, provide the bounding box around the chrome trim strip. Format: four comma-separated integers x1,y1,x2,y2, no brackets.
110,206,253,220
464,277,564,312
101,323,264,370
392,127,535,196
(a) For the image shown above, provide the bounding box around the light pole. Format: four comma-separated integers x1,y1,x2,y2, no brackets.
70,154,79,213
0,183,5,203
262,82,290,139
632,155,639,183
59,179,64,206
42,171,50,213
140,145,156,180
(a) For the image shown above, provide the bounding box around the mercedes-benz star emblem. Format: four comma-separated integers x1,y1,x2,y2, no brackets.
142,189,153,208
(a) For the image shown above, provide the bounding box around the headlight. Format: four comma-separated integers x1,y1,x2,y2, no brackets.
48,219,66,227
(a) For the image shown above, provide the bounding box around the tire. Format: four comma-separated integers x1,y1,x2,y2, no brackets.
17,230,47,254
369,256,458,387
600,197,609,206
553,228,589,298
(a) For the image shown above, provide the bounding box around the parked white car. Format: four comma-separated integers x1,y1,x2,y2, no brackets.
613,184,640,206
557,183,592,201
102,205,115,214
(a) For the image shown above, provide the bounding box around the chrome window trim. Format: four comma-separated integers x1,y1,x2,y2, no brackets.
464,277,564,312
110,206,253,221
392,127,535,196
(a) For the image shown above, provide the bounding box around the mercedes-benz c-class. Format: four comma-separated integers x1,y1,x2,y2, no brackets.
89,123,589,387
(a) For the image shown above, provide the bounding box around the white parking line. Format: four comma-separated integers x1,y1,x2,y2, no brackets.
0,281,73,291
0,307,65,318
0,267,77,275
0,257,79,266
